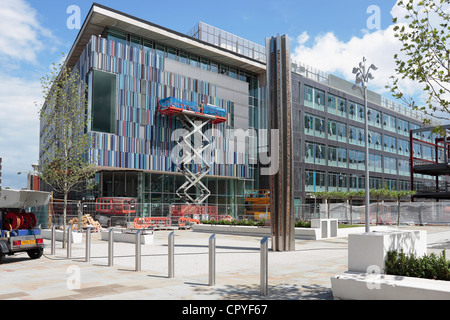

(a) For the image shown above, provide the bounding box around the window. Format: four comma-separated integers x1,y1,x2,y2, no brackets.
305,142,326,165
304,114,325,138
368,131,382,150
90,69,116,134
422,145,434,161
349,126,365,147
305,170,326,192
107,29,127,46
328,172,348,191
370,177,383,189
349,150,365,170
384,156,397,175
383,135,397,154
383,113,396,133
368,108,382,128
397,118,409,136
328,120,347,143
338,147,348,168
328,146,337,167
304,85,325,111
398,159,409,176
385,178,398,191
398,180,411,191
349,175,365,191
349,102,365,122
398,139,410,156
328,94,347,118
369,153,383,173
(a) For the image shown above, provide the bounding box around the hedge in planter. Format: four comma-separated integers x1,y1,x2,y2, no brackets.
385,249,450,281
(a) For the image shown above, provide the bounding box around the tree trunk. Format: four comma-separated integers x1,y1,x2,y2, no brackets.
63,192,68,249
397,199,401,226
350,198,353,225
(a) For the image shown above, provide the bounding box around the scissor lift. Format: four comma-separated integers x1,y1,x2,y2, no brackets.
158,97,226,205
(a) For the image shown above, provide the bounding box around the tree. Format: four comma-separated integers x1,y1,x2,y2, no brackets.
388,0,449,126
370,187,391,225
390,190,417,225
38,55,97,247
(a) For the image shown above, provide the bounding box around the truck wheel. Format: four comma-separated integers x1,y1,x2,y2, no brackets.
27,248,43,260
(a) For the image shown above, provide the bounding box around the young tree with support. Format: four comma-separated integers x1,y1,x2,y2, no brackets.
37,56,97,247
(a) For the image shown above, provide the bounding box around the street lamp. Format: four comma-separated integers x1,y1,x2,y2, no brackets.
352,57,377,233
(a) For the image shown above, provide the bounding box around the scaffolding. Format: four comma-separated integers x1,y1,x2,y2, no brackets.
158,97,226,205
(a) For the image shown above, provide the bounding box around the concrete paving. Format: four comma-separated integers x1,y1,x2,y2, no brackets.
0,225,449,301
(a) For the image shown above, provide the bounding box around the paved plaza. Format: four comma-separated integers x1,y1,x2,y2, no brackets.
0,225,449,301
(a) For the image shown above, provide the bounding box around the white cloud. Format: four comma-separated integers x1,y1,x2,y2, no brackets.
0,73,42,189
291,25,425,97
0,0,54,63
290,0,450,106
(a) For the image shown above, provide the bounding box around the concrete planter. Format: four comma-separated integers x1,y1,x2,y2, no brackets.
348,229,427,273
41,229,83,244
331,272,450,300
192,224,323,240
100,229,154,245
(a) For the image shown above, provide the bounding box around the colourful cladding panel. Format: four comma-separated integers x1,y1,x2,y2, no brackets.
76,36,249,178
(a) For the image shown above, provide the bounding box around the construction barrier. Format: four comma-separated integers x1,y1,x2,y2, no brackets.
134,217,171,229
178,217,201,227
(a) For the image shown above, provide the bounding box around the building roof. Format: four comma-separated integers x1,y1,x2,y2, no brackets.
66,3,266,74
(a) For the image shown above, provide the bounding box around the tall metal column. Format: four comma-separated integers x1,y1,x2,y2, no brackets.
266,34,295,251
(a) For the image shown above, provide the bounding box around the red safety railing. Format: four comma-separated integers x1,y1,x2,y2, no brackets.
133,217,171,229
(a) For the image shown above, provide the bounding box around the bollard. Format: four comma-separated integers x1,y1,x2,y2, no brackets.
51,225,56,255
260,236,269,296
85,227,91,262
168,231,174,278
67,226,72,259
108,228,114,267
135,230,142,272
209,234,216,286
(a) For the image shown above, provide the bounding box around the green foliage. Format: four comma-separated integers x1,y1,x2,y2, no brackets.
385,249,450,281
201,219,266,227
387,0,449,123
295,220,311,228
38,54,97,196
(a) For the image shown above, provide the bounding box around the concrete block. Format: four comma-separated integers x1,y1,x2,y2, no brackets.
331,272,450,300
100,229,154,245
311,219,338,239
348,229,427,273
41,229,83,243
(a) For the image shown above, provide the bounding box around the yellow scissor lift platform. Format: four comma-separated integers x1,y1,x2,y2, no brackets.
244,189,270,221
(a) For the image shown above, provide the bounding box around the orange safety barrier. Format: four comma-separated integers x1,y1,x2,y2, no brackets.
134,217,171,229
178,217,201,227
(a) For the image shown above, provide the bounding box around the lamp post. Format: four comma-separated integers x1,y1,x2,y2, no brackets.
352,57,377,233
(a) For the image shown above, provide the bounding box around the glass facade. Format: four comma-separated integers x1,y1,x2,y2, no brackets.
294,78,435,198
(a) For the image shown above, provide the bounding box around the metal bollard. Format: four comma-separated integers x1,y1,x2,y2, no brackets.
135,230,142,272
51,225,56,255
108,228,114,267
260,236,269,296
85,227,91,262
209,234,216,286
168,231,174,278
67,226,72,259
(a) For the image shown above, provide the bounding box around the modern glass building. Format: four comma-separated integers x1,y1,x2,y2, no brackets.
39,3,439,216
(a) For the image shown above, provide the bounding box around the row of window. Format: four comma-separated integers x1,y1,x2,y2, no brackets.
304,142,411,176
304,170,411,192
303,85,436,141
304,114,438,160
106,28,259,89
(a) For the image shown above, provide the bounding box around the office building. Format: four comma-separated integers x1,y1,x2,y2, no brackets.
39,3,438,216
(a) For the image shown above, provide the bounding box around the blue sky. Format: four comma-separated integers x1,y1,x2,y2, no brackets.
0,0,433,189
